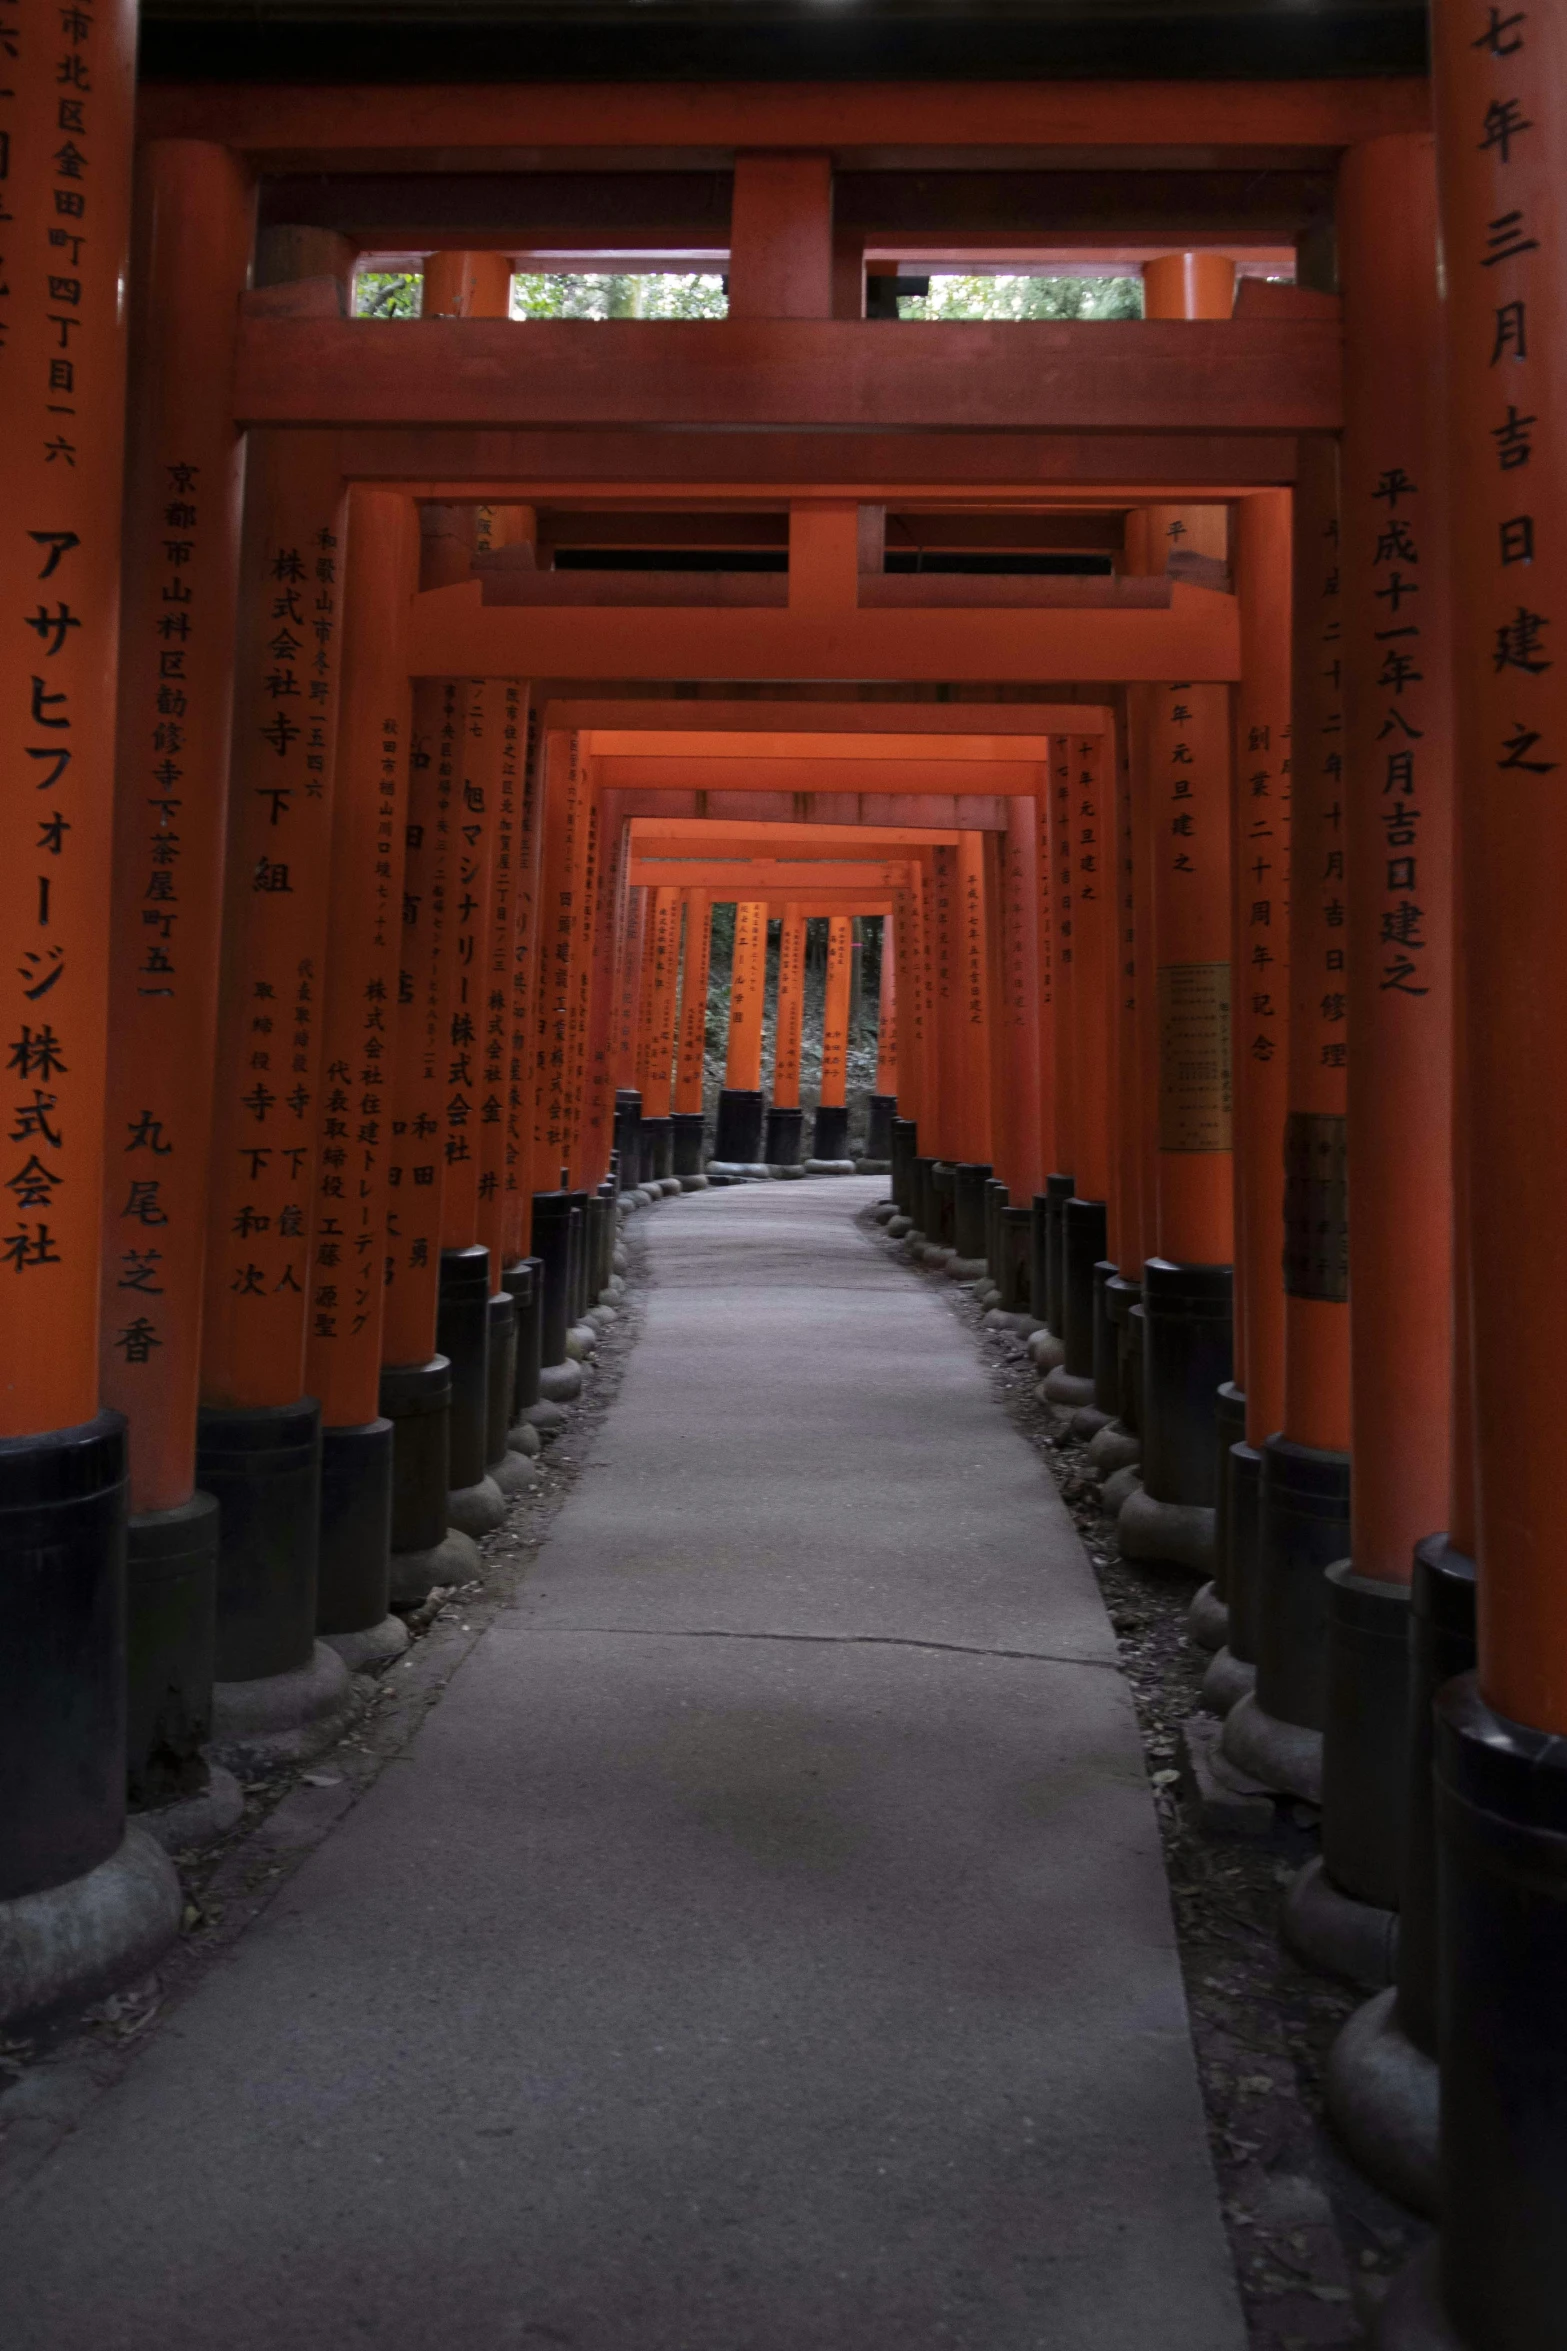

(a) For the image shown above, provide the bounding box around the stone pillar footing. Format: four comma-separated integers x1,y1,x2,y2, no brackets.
1187,1580,1229,1652
1328,1986,1438,2219
132,1763,245,1856
538,1361,583,1405
209,1641,354,1772
1200,1646,1255,1717
1117,1487,1216,1577
1221,1688,1323,1804
320,1614,410,1675
1283,1853,1398,1990
447,1475,507,1539
389,1526,481,1609
0,1827,183,2034
1042,1366,1096,1410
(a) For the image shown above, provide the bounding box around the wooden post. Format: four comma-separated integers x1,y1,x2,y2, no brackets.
811,913,854,1163
99,140,252,1826
1222,431,1350,1806
1118,258,1240,1581
1371,12,1567,2338
1288,131,1456,1987
671,886,711,1178
715,899,767,1164
1054,731,1116,1417
304,488,419,1670
1203,486,1293,1721
767,902,807,1168
195,414,354,1748
0,0,183,2019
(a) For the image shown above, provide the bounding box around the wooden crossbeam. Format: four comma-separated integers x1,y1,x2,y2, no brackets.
235,316,1338,435
411,578,1239,682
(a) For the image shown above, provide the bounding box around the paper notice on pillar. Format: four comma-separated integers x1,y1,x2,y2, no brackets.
1157,962,1233,1152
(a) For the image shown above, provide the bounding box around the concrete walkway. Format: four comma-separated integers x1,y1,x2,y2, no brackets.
0,1177,1245,2350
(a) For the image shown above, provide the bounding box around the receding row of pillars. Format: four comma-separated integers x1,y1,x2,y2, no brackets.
1,13,1565,2337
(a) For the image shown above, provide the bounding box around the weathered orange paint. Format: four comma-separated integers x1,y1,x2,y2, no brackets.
724,901,768,1095
874,920,899,1102
200,433,348,1411
100,140,251,1505
641,886,683,1119
304,490,418,1427
1431,0,1563,1722
1046,744,1077,1180
1340,136,1453,1587
1068,732,1114,1203
818,916,854,1113
1281,436,1351,1453
1231,490,1293,1448
674,889,712,1116
1,0,136,1437
772,906,806,1111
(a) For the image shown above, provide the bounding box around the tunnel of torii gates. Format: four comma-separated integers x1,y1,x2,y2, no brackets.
8,19,1567,2341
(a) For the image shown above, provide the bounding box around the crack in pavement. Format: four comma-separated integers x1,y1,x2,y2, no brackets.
514,1623,1120,1669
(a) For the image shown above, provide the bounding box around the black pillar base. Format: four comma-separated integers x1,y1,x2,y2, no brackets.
640,1116,673,1184
910,1155,935,1237
1285,1561,1411,1984
983,1178,1007,1281
1187,1380,1247,1655
889,1117,916,1213
565,1192,588,1325
672,1110,706,1178
811,1102,851,1162
197,1398,322,1684
379,1356,477,1607
765,1104,804,1166
588,1193,616,1300
953,1161,992,1261
485,1292,532,1499
865,1091,895,1160
1107,1276,1141,1432
931,1160,957,1246
998,1206,1033,1312
1221,1434,1350,1803
502,1258,542,1415
613,1088,642,1194
1090,1261,1120,1415
532,1192,574,1368
317,1418,397,1654
1427,1673,1567,2350
1060,1199,1107,1378
1138,1259,1233,1506
126,1489,220,1811
713,1087,765,1164
1044,1172,1074,1333
437,1245,492,1495
1201,1437,1263,1717
1,1411,130,1903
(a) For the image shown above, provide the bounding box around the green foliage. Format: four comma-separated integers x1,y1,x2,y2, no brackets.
897,273,1143,322
353,269,422,318
351,268,729,321
512,272,728,319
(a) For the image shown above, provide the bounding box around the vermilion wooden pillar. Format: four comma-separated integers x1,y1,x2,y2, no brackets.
637,881,681,1183
714,900,766,1165
1050,732,1116,1417
955,831,993,1165
1223,432,1350,1807
671,887,711,1178
426,256,515,1543
811,914,854,1163
195,418,353,1754
97,141,252,1832
1201,487,1293,1721
617,885,648,1092
1288,133,1455,1995
0,0,183,2021
766,902,807,1168
1118,257,1240,1582
1374,12,1567,2338
875,918,898,1096
989,808,1043,1203
303,488,419,1671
